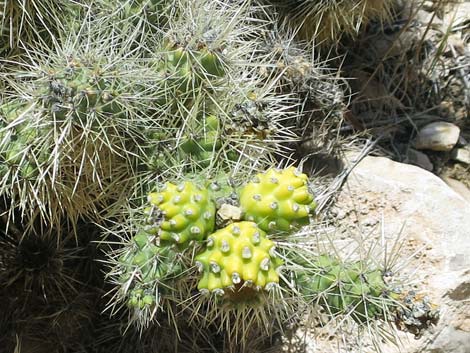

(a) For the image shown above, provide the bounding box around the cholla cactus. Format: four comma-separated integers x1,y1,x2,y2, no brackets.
0,21,169,230
0,0,82,56
107,228,187,328
105,162,440,351
267,0,395,43
138,0,302,185
294,254,396,322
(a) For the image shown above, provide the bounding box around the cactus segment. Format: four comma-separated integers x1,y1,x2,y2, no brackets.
146,181,216,248
41,60,123,120
195,221,282,301
239,167,316,232
295,254,397,323
117,230,184,310
269,0,394,43
180,115,222,163
160,41,225,100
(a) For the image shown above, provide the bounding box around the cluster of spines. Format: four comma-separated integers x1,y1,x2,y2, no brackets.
0,0,77,56
0,23,174,229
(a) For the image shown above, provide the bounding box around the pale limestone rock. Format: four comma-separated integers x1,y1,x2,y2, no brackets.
406,148,433,171
295,156,470,353
415,122,460,151
451,147,470,164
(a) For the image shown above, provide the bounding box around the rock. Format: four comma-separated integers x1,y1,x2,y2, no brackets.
217,203,242,222
414,122,460,151
304,156,470,353
451,147,470,164
442,177,470,203
457,135,468,147
445,35,466,56
406,148,434,171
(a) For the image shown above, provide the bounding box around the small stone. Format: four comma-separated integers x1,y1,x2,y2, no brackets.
450,147,470,165
414,122,460,151
217,203,242,221
406,148,433,171
457,135,468,147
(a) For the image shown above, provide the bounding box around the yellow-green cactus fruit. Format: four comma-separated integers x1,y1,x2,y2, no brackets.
195,221,282,300
146,181,216,248
239,167,316,233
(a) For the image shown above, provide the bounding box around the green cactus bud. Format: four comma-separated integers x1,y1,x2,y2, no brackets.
195,221,282,302
239,167,316,233
147,181,216,248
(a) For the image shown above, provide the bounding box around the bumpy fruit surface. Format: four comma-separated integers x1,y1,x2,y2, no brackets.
118,230,183,309
239,167,316,232
195,221,282,297
295,255,392,323
146,181,216,248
